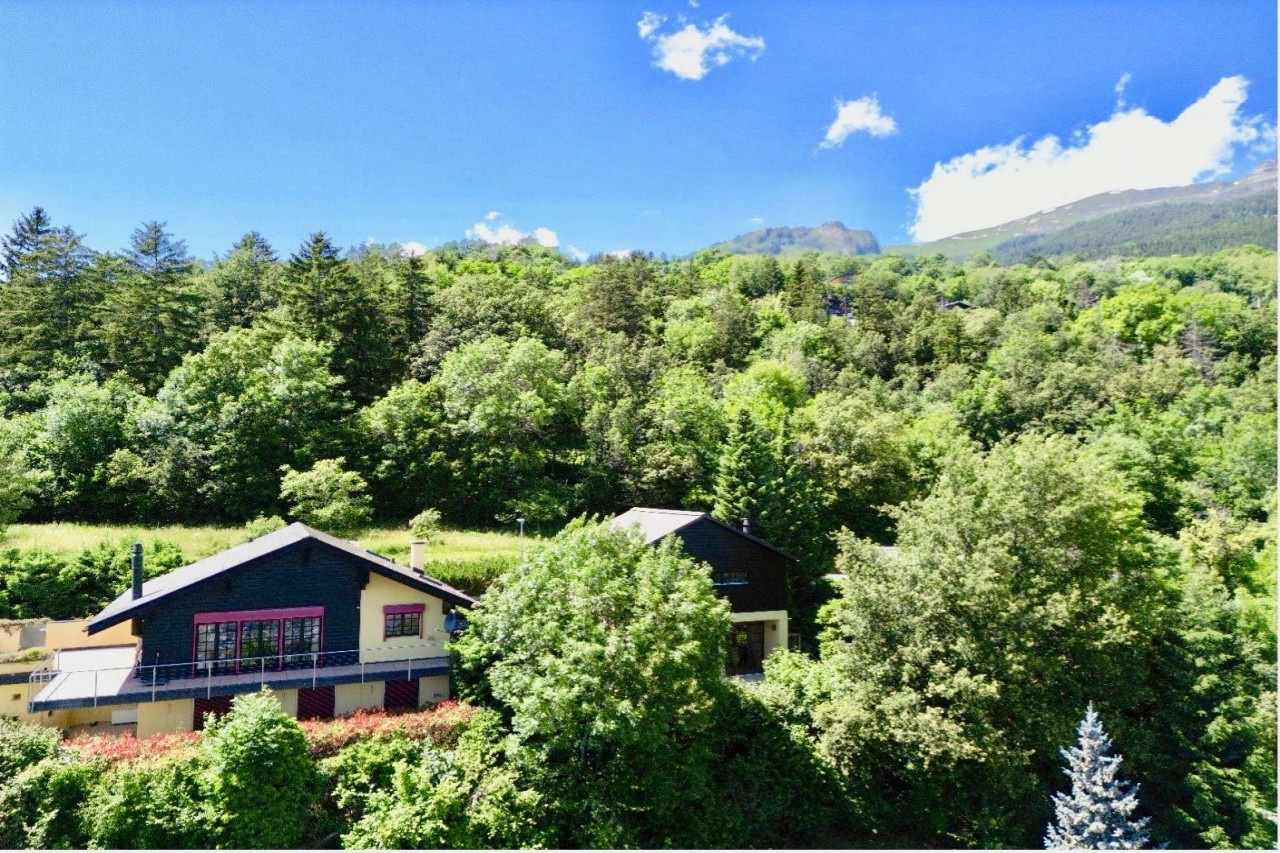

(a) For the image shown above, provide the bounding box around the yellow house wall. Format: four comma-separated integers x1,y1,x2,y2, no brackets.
44,705,116,729
358,574,449,663
730,609,788,658
419,675,450,705
335,681,384,716
137,699,194,738
275,688,298,718
46,619,137,651
0,683,40,723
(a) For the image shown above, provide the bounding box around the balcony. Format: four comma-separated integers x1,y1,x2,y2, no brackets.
28,641,451,712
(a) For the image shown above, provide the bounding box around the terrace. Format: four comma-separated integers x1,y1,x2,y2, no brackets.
28,641,451,712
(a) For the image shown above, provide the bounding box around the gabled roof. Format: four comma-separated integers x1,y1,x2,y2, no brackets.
86,522,476,634
609,507,798,562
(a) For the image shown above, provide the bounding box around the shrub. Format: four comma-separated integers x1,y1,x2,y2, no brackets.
200,688,320,848
242,514,287,541
421,555,517,596
299,701,474,759
83,754,210,849
409,507,443,544
279,457,372,535
319,732,424,828
0,754,103,849
63,730,199,765
0,717,62,779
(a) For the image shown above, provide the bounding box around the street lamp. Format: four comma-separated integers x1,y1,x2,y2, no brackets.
516,517,526,560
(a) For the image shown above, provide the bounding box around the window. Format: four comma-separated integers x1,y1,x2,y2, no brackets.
712,570,749,587
195,621,237,674
239,620,280,671
384,611,422,639
282,617,322,668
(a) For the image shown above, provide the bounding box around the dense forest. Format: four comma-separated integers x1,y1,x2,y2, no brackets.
0,208,1275,848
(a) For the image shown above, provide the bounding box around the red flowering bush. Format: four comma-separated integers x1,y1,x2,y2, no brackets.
62,700,474,763
300,700,475,758
64,730,198,764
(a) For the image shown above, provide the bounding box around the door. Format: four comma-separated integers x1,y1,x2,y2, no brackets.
383,678,420,712
297,686,336,721
193,695,234,730
727,621,766,675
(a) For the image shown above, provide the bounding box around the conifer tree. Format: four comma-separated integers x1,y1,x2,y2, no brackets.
0,225,97,368
1,207,54,281
95,221,202,390
1045,704,1151,850
712,409,775,529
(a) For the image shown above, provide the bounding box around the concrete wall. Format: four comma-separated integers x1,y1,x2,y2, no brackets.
359,573,448,663
47,619,136,651
419,675,450,705
335,681,383,716
0,681,38,723
137,698,194,738
731,609,789,658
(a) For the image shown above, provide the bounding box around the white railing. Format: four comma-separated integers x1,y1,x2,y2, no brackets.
30,637,453,706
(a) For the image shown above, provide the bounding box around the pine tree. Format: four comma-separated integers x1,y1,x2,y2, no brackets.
0,225,97,369
1045,704,1151,850
95,222,202,390
1,207,54,281
712,409,775,529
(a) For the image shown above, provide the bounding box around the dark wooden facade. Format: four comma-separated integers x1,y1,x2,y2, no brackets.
131,540,367,670
664,517,791,613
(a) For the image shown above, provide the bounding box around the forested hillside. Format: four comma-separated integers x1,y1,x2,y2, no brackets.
0,208,1275,847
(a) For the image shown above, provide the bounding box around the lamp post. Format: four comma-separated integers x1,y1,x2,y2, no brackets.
516,516,526,560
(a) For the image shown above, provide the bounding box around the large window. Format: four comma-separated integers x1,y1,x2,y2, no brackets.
195,621,237,674
192,607,323,675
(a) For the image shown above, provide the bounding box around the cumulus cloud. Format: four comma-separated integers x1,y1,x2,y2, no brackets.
467,214,559,248
566,245,589,262
749,216,764,226
396,241,428,257
638,12,764,81
820,95,898,148
908,75,1275,241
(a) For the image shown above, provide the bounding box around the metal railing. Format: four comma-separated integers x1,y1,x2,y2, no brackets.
29,637,453,707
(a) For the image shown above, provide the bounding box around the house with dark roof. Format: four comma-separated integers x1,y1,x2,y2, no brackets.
609,508,793,675
25,523,475,736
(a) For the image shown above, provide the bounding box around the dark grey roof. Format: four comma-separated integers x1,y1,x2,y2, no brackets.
609,507,798,562
86,522,476,634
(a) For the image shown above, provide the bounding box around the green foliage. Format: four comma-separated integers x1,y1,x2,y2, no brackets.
200,688,319,849
242,514,287,540
319,732,427,831
0,717,62,780
83,754,210,849
409,507,443,544
453,519,733,846
0,754,102,849
279,457,373,535
0,538,185,619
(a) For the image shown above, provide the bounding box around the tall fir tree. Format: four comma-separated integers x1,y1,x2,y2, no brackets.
200,231,278,336
276,232,394,404
784,257,826,322
95,222,202,391
0,224,97,370
1045,704,1151,850
712,409,775,530
1,207,54,281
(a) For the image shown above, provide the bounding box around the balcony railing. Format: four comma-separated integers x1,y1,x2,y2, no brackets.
29,639,452,710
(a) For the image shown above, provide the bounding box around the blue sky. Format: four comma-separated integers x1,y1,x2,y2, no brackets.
1,1,1274,259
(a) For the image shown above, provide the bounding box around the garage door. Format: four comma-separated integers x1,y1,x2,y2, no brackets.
297,686,336,721
383,679,419,712
193,695,233,730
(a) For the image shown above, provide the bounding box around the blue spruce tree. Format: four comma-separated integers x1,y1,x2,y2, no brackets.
1045,704,1151,850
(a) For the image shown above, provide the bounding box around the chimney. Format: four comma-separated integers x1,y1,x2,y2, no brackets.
130,543,144,600
409,540,426,573
742,518,751,537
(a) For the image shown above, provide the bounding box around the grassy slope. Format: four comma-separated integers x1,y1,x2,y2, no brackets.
3,523,532,597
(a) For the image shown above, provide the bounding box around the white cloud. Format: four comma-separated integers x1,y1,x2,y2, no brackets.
606,249,634,259
637,11,665,40
638,12,764,81
397,241,428,257
467,214,559,248
749,216,764,226
1113,73,1132,109
908,75,1275,242
566,245,589,262
820,95,898,148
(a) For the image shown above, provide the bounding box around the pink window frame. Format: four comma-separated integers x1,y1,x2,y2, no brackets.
383,603,425,640
192,606,325,675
